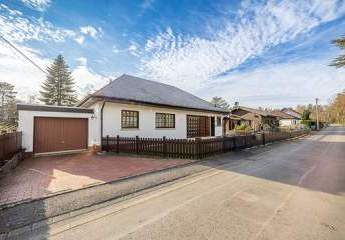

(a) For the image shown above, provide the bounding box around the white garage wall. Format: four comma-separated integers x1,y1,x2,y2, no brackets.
18,110,97,152
101,102,224,139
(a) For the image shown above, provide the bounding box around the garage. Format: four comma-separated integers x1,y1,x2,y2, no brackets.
17,104,96,155
34,117,88,153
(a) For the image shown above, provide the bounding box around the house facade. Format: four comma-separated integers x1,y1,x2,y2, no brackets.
80,75,227,141
18,74,227,155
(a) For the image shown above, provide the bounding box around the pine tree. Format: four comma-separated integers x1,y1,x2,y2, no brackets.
330,36,345,68
39,55,78,106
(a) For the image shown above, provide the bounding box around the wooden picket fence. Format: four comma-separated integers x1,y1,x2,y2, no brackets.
0,132,22,164
102,130,307,159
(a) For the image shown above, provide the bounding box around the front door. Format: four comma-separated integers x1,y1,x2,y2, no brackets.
211,117,215,136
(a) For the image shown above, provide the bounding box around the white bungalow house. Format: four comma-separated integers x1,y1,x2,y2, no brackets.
272,109,302,128
18,74,227,155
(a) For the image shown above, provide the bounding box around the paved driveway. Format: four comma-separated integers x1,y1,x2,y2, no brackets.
0,153,192,206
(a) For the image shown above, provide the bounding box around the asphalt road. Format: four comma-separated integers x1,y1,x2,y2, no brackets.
23,126,345,240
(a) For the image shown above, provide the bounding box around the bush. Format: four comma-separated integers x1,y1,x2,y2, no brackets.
235,123,252,131
301,120,318,129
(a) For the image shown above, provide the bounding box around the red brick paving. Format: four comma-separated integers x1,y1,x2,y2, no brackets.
0,152,192,206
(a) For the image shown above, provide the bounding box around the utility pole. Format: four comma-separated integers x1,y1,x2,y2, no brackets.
315,98,320,131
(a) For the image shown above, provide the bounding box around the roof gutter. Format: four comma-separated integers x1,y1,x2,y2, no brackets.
92,96,228,114
100,101,106,144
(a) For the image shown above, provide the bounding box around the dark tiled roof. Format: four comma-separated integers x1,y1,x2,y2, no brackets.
231,106,276,117
281,108,302,119
17,104,94,114
271,110,297,119
86,74,227,113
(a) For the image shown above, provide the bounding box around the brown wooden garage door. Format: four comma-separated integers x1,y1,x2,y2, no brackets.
34,117,88,153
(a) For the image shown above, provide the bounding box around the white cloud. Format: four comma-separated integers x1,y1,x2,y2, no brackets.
76,57,87,66
112,46,120,54
0,41,49,101
201,59,345,108
128,41,141,56
140,0,345,91
141,0,155,9
74,35,85,45
80,25,102,39
0,3,76,43
21,0,51,11
72,58,113,96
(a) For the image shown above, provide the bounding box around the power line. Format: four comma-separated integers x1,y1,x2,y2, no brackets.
0,34,47,74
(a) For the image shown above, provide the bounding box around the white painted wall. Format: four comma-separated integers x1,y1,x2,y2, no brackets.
279,119,294,127
18,110,97,152
279,119,301,127
100,102,224,139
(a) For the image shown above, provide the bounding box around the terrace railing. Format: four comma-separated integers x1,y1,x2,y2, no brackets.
102,130,307,159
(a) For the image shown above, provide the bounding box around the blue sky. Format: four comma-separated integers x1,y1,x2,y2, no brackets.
1,0,345,107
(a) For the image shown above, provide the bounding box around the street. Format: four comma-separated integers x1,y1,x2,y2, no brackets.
19,126,345,240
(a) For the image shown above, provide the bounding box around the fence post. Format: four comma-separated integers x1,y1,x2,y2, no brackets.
116,135,119,153
244,132,248,147
163,136,167,157
262,132,265,145
106,135,109,152
196,138,201,159
136,136,139,154
233,137,237,150
14,132,17,152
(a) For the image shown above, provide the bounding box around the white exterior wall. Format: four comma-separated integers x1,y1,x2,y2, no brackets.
279,119,301,127
18,110,97,152
279,119,293,127
100,102,224,139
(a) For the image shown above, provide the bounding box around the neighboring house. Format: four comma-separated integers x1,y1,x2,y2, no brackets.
223,114,251,134
229,106,278,132
272,109,302,128
18,74,227,155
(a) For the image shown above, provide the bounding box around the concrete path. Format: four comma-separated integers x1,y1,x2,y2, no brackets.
7,127,345,240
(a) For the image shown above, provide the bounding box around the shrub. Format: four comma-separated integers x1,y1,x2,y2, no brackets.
235,123,252,131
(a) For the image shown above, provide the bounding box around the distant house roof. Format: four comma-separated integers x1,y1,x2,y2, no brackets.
271,110,297,119
231,106,276,117
227,114,245,120
281,108,302,119
79,74,227,113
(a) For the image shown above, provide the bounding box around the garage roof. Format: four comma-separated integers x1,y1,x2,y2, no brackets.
17,104,94,114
